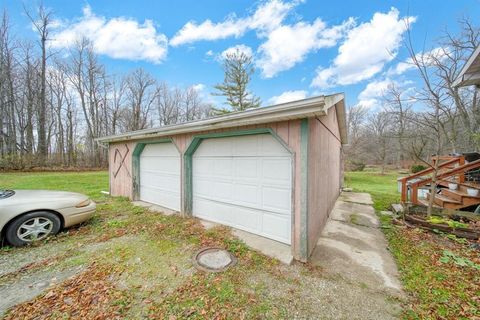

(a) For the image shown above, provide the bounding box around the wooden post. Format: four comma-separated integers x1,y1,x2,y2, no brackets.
459,156,465,183
401,179,407,203
411,183,418,204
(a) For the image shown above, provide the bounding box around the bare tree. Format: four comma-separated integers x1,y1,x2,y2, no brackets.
367,111,392,174
25,3,52,166
122,68,156,131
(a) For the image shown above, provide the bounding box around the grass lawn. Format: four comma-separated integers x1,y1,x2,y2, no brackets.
0,171,109,200
345,168,480,320
344,168,400,211
2,171,395,319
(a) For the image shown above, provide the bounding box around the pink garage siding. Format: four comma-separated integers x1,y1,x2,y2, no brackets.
307,105,342,256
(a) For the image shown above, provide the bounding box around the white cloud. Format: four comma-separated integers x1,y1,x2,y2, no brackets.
192,83,206,92
205,50,214,57
170,0,295,46
172,0,357,77
357,79,393,108
268,90,307,104
311,8,416,88
220,44,253,59
50,5,168,63
388,46,449,75
257,18,354,78
356,78,414,109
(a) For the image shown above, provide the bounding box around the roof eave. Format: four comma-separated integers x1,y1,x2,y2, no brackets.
96,95,332,144
453,45,480,87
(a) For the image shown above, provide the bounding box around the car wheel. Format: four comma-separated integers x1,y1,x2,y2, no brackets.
5,211,61,247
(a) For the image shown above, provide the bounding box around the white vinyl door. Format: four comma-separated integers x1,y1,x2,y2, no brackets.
140,143,181,211
192,134,292,244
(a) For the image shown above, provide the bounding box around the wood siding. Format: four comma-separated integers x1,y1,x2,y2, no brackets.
108,142,135,198
307,104,342,257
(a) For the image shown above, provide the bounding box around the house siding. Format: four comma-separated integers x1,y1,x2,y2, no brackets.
306,104,342,257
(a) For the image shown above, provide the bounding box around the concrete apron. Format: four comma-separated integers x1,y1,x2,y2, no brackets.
311,192,404,298
200,220,294,265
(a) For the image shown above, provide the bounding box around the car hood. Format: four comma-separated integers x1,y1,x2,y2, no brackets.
0,190,89,209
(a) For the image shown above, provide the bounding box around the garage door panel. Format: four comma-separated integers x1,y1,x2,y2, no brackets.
194,197,262,232
262,186,291,213
192,177,211,197
192,134,292,244
234,135,259,155
141,188,179,211
233,183,260,206
212,158,233,177
142,144,178,157
140,143,180,211
141,174,179,191
262,213,291,243
193,158,213,177
229,205,262,232
235,158,258,179
262,159,291,182
212,181,234,201
141,157,179,173
259,134,290,156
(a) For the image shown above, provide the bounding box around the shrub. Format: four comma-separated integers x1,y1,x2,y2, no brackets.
347,160,366,172
411,164,427,173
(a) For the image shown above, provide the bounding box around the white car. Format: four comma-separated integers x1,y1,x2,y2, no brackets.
0,189,96,246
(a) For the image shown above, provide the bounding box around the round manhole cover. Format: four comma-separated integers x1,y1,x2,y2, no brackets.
193,247,237,272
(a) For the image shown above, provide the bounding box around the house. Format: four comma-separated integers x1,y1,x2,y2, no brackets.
97,94,347,262
453,44,480,87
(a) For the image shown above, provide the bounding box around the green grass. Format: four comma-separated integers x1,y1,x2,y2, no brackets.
0,171,109,200
345,168,480,319
345,169,400,211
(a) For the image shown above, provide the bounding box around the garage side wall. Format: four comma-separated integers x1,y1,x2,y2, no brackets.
307,105,342,256
109,142,135,198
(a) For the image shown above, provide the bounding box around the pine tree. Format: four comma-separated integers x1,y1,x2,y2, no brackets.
213,49,260,114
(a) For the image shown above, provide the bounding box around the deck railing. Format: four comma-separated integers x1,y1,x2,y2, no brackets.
408,158,480,203
399,155,465,203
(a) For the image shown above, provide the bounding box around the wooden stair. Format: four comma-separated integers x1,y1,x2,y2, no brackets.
400,156,480,211
425,183,480,210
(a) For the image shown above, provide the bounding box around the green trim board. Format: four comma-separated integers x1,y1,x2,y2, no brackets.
182,128,294,215
299,118,309,261
131,138,175,200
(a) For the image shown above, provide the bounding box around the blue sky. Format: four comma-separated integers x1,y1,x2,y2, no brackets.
3,0,480,108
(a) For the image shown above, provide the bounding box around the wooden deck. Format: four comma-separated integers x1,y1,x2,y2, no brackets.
400,155,480,210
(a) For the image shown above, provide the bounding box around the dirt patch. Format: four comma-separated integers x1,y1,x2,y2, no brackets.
3,263,123,320
0,265,85,316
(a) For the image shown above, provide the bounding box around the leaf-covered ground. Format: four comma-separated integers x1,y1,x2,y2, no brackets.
346,168,480,320
1,171,400,319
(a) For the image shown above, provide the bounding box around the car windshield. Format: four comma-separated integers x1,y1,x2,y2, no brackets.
0,189,15,199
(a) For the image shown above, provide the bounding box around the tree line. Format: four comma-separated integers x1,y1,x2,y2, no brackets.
0,5,262,170
345,18,480,173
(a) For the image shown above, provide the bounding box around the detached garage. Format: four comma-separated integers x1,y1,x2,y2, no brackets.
99,94,347,262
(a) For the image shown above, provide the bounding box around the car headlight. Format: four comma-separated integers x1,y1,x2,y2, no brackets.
76,199,91,208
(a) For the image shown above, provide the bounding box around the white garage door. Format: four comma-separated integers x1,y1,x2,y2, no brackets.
140,143,181,211
192,134,292,244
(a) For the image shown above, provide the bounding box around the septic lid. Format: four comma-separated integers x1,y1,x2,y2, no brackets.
193,247,237,272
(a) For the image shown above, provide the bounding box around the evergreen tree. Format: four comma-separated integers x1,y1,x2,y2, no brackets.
213,49,260,114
